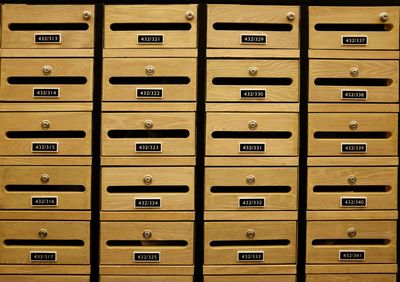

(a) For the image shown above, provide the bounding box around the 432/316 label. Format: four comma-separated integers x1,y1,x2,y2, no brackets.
133,252,160,262
240,34,267,44
135,143,162,153
31,196,58,207
237,251,264,262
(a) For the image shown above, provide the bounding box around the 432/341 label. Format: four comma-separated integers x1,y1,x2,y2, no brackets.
339,250,365,261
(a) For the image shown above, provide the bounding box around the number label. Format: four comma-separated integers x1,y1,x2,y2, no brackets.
31,142,58,153
341,36,368,46
137,35,164,44
240,34,267,45
34,33,62,44
134,198,161,208
133,252,160,262
30,251,57,262
341,90,368,100
135,143,162,153
136,88,163,99
340,197,367,208
341,143,367,154
240,89,266,99
339,250,365,261
239,143,266,153
33,88,60,99
239,197,265,208
237,251,264,262
31,196,58,207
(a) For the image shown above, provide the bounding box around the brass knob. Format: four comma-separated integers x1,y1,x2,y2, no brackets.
82,11,92,20
350,67,359,77
379,12,389,22
42,65,52,75
348,175,357,185
38,228,48,239
143,229,152,239
248,120,258,130
347,228,357,238
145,65,155,75
185,11,195,20
246,229,256,239
40,174,50,184
144,120,154,129
248,67,258,76
143,175,153,185
287,12,296,21
246,175,256,185
41,120,51,130
349,120,358,130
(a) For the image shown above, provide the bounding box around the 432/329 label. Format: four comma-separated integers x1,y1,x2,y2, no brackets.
137,34,164,44
135,143,162,153
133,252,160,262
239,143,266,153
237,251,264,262
240,34,267,44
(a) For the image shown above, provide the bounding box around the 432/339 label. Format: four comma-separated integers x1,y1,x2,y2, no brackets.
341,143,367,154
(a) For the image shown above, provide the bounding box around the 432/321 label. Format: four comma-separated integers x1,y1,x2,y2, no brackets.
135,143,162,152
137,35,164,44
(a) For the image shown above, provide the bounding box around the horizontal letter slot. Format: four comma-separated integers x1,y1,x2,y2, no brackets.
4,240,84,246
212,78,292,86
109,77,190,85
314,78,392,87
107,186,189,193
6,131,86,139
5,185,85,192
212,131,292,139
9,23,89,31
110,23,192,31
314,132,390,139
312,239,389,246
313,185,390,193
314,24,393,31
8,77,88,85
210,240,290,247
106,240,188,247
107,130,190,139
213,23,293,31
210,186,291,193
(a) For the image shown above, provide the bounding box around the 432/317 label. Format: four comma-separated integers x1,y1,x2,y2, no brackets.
240,34,267,44
133,252,160,262
30,251,57,262
237,251,264,262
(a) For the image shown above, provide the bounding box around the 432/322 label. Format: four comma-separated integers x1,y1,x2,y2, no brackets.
136,88,163,99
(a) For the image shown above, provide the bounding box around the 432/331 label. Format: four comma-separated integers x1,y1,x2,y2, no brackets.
239,143,266,153
237,251,264,262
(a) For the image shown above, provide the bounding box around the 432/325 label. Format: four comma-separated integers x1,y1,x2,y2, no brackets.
133,252,160,262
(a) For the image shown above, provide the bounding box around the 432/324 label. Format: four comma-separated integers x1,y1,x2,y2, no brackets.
134,198,161,208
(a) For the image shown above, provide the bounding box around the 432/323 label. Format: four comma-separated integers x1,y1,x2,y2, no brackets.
135,143,162,153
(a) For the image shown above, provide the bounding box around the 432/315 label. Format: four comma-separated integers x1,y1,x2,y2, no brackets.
31,142,59,153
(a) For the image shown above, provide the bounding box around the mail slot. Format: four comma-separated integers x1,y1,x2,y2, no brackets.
0,112,92,156
205,276,296,282
204,221,297,265
306,220,397,264
308,113,398,156
207,5,299,49
0,220,90,264
309,7,399,50
0,166,91,210
101,167,194,211
307,274,396,282
1,4,94,49
103,58,196,102
309,60,399,103
0,58,93,102
102,112,195,156
206,113,298,156
104,5,197,49
205,167,298,211
207,59,299,102
100,221,193,265
0,276,90,282
308,167,397,211
101,276,192,282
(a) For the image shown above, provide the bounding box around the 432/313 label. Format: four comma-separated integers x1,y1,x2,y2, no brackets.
237,251,264,262
240,34,267,44
135,143,162,153
34,33,62,44
133,252,160,262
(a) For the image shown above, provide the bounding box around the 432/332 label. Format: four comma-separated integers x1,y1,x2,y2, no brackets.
239,197,265,208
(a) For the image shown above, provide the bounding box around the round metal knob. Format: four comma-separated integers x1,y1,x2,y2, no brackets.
144,120,154,129
347,228,357,238
246,175,256,185
348,175,357,185
246,229,256,239
143,175,153,185
145,65,155,75
349,120,358,130
379,12,389,22
143,229,152,239
350,67,359,77
38,228,48,239
185,11,195,20
41,120,51,130
42,65,52,75
248,67,258,76
40,174,50,184
248,120,258,130
287,12,296,21
82,10,92,20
